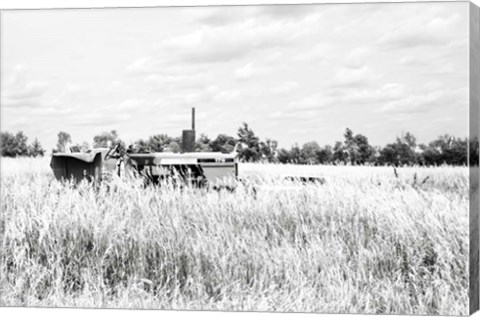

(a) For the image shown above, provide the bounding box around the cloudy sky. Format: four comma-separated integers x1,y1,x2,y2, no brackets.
1,2,469,151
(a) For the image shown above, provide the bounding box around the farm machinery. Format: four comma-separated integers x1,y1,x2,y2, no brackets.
50,108,238,188
50,108,325,188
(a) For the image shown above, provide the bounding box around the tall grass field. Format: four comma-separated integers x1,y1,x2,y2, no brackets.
0,157,469,314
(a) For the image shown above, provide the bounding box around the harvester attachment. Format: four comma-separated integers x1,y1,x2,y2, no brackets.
50,148,119,183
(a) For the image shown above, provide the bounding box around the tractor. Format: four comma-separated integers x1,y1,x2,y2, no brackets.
50,108,238,188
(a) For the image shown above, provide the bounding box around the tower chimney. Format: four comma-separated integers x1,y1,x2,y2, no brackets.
182,107,196,152
192,107,195,131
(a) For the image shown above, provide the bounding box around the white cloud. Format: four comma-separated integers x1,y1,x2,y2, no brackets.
267,109,323,123
125,57,153,74
157,11,324,65
1,64,48,108
263,51,285,64
292,43,330,63
426,12,462,29
272,81,300,94
436,63,455,74
164,85,242,107
144,72,211,91
234,63,255,81
379,12,464,49
338,83,407,105
6,81,47,100
288,93,330,111
116,99,145,111
399,56,423,66
234,63,267,81
344,47,371,69
377,87,467,114
213,89,242,103
332,66,379,88
288,83,408,113
185,92,208,104
71,112,131,127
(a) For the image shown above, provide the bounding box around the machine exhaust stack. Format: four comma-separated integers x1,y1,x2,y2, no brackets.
182,107,196,152
192,107,195,130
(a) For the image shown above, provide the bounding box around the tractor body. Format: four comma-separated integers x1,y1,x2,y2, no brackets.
125,151,238,186
50,149,238,186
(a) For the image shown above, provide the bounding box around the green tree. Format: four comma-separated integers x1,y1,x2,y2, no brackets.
277,148,292,164
166,141,181,153
95,130,125,147
1,131,16,157
332,141,348,164
81,142,91,152
421,134,468,166
14,131,29,156
237,123,261,162
56,131,72,153
28,138,45,157
342,128,374,165
301,141,321,164
317,145,333,164
132,139,150,153
148,134,173,152
259,138,278,162
378,144,399,166
210,134,236,153
353,134,375,164
343,128,359,164
196,133,212,152
379,132,419,166
289,144,302,164
1,131,29,157
277,144,302,164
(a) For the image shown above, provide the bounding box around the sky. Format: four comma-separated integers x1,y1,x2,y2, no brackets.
0,2,470,151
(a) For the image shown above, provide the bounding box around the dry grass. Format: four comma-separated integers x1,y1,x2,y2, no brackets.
0,157,469,314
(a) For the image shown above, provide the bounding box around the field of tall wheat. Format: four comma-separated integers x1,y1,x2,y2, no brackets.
0,157,469,314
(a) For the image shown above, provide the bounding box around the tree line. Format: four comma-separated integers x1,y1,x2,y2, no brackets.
276,128,479,167
1,124,478,166
0,131,45,157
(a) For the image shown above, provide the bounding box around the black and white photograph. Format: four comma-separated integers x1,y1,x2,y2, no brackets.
1,0,479,315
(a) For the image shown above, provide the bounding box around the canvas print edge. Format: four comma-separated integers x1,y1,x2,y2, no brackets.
470,1,480,315
0,1,476,315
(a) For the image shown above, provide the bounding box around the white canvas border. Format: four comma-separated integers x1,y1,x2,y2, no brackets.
0,1,478,317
